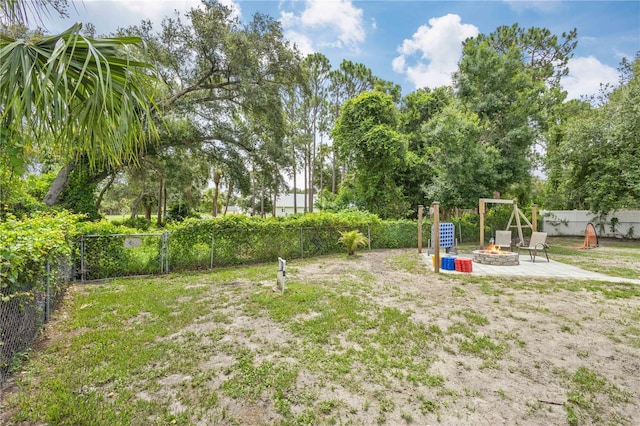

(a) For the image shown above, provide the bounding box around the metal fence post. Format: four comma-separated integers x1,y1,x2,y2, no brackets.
367,224,371,250
300,227,304,259
164,231,170,273
210,232,216,269
80,235,86,282
45,259,51,322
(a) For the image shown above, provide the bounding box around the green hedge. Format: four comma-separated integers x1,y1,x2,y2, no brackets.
0,212,79,295
77,212,503,276
8,211,533,280
167,212,383,269
1,208,546,284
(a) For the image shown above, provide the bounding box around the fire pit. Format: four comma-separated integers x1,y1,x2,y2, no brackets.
472,244,519,266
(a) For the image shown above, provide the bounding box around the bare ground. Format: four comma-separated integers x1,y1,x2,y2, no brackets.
3,248,639,425
178,249,640,425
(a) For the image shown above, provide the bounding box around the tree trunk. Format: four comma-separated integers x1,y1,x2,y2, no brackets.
212,182,220,217
212,169,221,217
260,180,265,218
251,170,256,216
156,177,163,226
319,134,324,197
273,191,277,217
223,179,233,215
292,146,297,215
130,192,145,219
309,121,315,214
304,146,308,213
332,148,337,194
163,185,167,219
95,173,116,213
43,163,75,206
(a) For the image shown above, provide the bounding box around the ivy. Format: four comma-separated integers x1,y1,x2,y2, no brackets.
0,212,80,294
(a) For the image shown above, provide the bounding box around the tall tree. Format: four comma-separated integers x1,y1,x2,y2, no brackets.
301,53,330,213
547,55,640,212
327,60,378,193
111,2,299,218
454,24,575,196
397,86,454,210
332,91,408,218
421,104,499,210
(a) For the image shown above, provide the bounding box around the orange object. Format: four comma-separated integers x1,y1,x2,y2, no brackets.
580,223,599,249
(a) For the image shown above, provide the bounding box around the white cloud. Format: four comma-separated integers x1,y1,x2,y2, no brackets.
562,56,619,100
392,14,478,88
285,30,315,56
53,0,241,34
279,0,366,52
278,10,296,26
300,0,365,48
94,0,205,18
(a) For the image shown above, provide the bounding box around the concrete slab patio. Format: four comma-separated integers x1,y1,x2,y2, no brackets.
423,253,640,285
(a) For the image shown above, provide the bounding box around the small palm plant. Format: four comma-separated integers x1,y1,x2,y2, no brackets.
338,230,369,256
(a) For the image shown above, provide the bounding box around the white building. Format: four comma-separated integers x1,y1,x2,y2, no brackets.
274,193,320,217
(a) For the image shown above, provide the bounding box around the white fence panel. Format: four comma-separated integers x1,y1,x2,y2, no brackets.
541,210,640,239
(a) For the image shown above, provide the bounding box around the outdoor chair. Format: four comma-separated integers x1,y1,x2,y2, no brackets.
494,230,512,251
520,232,549,262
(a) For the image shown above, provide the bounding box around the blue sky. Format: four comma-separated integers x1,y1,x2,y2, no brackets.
45,0,639,100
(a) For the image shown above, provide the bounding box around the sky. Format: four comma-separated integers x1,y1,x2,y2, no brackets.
44,0,640,100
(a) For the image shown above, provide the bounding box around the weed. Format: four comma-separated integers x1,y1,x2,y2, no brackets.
561,366,634,425
452,287,466,297
401,411,414,423
417,394,438,414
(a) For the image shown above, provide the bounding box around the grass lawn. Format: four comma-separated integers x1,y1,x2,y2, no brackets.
1,239,639,425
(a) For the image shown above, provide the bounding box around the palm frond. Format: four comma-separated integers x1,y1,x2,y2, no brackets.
0,23,159,170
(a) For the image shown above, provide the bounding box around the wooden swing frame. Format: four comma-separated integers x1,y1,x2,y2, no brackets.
479,198,537,249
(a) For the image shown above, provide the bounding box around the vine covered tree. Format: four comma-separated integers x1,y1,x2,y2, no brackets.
332,91,409,218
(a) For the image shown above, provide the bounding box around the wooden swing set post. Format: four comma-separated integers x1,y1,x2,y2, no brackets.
479,198,536,248
433,202,440,273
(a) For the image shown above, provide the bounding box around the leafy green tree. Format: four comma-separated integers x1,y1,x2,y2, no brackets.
301,53,331,213
327,61,375,192
397,86,454,211
454,24,574,196
548,55,640,212
119,2,298,219
421,104,499,210
399,87,453,151
332,91,409,218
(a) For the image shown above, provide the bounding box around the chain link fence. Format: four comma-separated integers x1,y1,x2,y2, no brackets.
1,255,71,386
76,232,168,281
1,221,423,387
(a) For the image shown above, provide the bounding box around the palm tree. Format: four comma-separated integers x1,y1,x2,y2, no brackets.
1,1,158,204
338,230,369,256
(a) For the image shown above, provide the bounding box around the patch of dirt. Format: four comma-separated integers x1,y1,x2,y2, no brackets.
283,249,640,424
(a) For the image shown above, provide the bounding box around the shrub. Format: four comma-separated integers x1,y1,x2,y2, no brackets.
0,212,80,294
338,230,369,255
